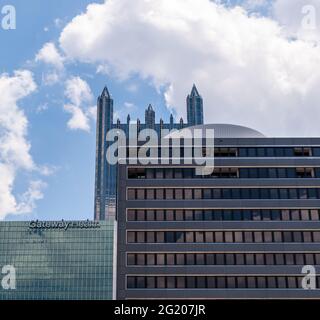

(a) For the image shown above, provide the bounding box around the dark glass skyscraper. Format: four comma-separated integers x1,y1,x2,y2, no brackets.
94,86,115,221
94,85,198,220
145,104,155,129
187,84,204,126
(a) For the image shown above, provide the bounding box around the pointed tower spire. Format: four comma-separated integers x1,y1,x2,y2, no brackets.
94,85,114,221
187,84,203,126
190,84,200,97
145,104,155,129
101,85,110,98
170,113,174,129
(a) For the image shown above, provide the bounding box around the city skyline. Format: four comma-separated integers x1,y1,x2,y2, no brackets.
2,0,320,222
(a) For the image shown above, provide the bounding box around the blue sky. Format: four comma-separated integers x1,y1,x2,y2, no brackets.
1,0,320,221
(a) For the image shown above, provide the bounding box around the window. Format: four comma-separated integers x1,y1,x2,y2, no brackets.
244,232,253,243
176,277,185,288
236,254,245,265
146,254,155,265
226,254,235,265
254,232,263,243
166,189,174,200
137,232,145,243
186,231,194,243
184,189,193,200
215,232,224,242
185,210,193,221
175,210,184,221
166,232,175,243
166,210,174,221
195,231,204,243
303,232,312,242
216,254,225,264
156,232,165,243
137,254,145,265
155,169,164,179
194,189,202,199
186,277,196,288
157,254,165,265
137,210,145,221
128,189,136,200
156,189,164,200
205,232,214,243
167,254,175,265
165,168,173,179
146,277,156,289
203,189,211,199
127,210,136,221
175,189,183,200
264,232,273,242
213,189,221,199
127,277,135,289
225,232,233,243
157,277,166,289
156,210,164,221
146,210,155,221
186,254,195,265
194,210,203,220
146,231,155,243
167,277,175,288
234,232,243,242
311,210,319,220
127,232,135,243
265,254,274,265
196,254,205,265
137,189,145,200
127,254,135,265
204,210,213,221
176,254,185,265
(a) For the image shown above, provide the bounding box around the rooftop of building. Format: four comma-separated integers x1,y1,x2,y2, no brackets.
167,123,265,138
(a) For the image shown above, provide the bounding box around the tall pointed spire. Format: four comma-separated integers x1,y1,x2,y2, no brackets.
187,84,203,126
190,84,200,97
145,103,155,129
101,86,110,98
94,85,114,221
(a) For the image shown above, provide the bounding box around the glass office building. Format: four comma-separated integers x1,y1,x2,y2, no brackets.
0,220,115,300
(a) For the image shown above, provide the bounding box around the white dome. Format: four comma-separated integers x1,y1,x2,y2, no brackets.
167,124,265,138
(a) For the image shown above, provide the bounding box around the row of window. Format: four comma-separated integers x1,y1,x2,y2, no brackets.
127,231,320,243
127,252,320,266
128,167,318,179
126,147,320,158
127,275,320,289
127,187,320,200
127,209,320,221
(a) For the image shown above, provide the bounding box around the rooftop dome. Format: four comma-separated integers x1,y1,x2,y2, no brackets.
168,124,265,138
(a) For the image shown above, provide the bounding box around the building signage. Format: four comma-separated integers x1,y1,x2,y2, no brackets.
29,219,100,231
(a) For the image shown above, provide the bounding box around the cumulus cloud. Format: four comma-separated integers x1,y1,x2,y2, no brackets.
58,0,320,136
63,76,96,131
0,70,46,220
35,42,65,86
36,42,65,70
272,0,320,43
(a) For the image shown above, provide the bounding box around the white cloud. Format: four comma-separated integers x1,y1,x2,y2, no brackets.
124,102,135,109
15,180,47,215
36,42,65,70
42,71,60,86
272,0,320,43
0,70,46,220
59,0,320,136
63,76,95,131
